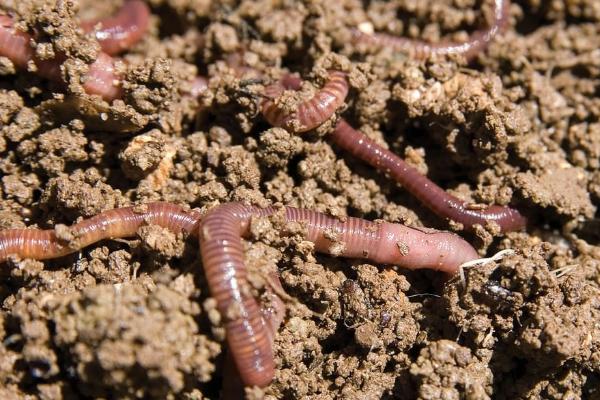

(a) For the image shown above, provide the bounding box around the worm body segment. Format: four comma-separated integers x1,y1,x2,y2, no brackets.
198,203,276,387
199,202,477,386
80,0,151,56
0,203,200,262
261,70,349,133
0,15,62,81
0,0,151,101
351,0,510,61
331,120,526,232
0,15,122,100
1,201,478,387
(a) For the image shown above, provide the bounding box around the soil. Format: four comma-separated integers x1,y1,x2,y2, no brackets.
0,0,599,399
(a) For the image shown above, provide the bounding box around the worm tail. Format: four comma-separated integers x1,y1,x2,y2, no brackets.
330,120,526,232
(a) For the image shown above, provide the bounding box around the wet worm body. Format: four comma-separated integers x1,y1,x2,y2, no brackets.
0,201,477,386
0,0,520,395
330,120,527,231
80,0,151,56
221,274,285,399
258,71,525,232
0,15,122,100
0,203,201,261
0,0,151,100
261,70,349,133
351,0,510,61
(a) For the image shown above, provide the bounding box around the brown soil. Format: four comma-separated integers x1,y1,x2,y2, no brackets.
1,0,599,398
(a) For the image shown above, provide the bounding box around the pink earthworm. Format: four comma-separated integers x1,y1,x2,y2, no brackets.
0,201,477,387
221,273,286,399
258,71,525,232
0,203,201,261
351,0,510,61
261,70,349,133
0,1,151,100
0,15,122,100
198,201,478,386
80,0,151,56
330,120,527,232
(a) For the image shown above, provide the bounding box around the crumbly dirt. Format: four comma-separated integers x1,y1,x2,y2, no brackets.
0,0,599,398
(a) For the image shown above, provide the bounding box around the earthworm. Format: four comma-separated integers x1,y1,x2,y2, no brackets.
0,0,150,100
1,201,477,387
330,120,527,232
221,273,285,399
0,203,200,262
261,70,349,133
80,0,151,56
351,0,510,61
257,70,525,231
0,15,122,100
199,201,477,386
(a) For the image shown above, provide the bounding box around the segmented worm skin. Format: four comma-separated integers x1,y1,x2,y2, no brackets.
257,70,525,232
0,203,200,262
0,15,63,82
198,203,277,387
261,70,349,133
199,201,478,386
0,0,152,100
331,120,527,232
0,200,477,387
80,0,150,56
351,0,510,61
80,51,123,100
0,0,519,392
221,272,285,399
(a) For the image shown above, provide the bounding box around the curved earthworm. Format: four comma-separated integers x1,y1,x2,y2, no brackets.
0,201,477,387
0,15,122,100
0,15,63,81
257,68,525,231
261,70,349,133
351,0,510,61
221,272,285,400
80,0,151,56
198,201,477,386
0,1,151,101
80,51,123,100
0,203,200,262
330,120,527,232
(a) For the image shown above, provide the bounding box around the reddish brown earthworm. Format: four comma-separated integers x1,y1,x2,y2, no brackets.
330,120,527,231
80,0,151,56
0,201,477,386
0,0,151,100
258,71,525,231
0,15,122,100
351,0,510,61
198,202,477,386
0,15,62,82
0,203,200,262
261,70,349,133
221,272,285,399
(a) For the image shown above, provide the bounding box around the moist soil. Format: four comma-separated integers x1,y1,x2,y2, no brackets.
0,0,599,399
